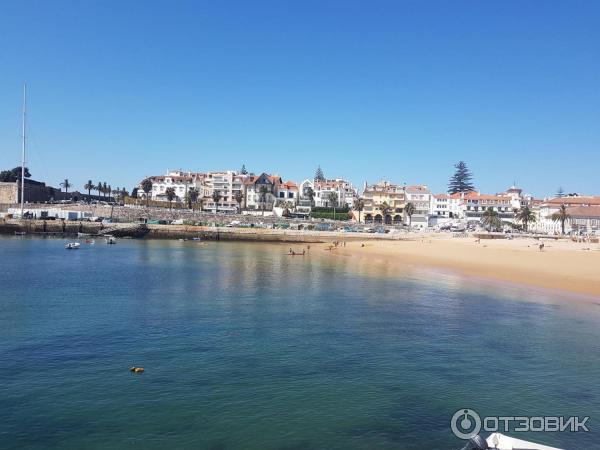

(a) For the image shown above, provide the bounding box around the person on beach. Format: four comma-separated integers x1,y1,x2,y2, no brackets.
539,242,545,252
302,249,306,256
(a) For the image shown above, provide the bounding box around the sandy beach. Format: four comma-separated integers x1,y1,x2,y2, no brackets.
329,234,600,299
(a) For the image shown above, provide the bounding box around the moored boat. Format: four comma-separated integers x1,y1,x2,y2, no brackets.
460,433,562,450
65,242,80,249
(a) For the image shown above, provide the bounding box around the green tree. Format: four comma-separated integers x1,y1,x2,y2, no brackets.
234,191,244,213
140,178,153,206
165,187,176,210
212,190,222,213
60,179,71,198
186,187,200,210
258,185,269,215
353,198,365,223
314,166,325,182
481,208,502,231
551,204,570,235
96,181,103,200
0,167,31,182
305,186,315,206
378,202,390,223
515,205,536,232
448,161,475,194
84,180,94,202
404,202,416,228
327,192,339,219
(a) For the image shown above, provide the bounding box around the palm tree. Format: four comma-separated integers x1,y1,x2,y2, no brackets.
140,178,153,207
327,192,339,220
481,208,502,231
102,182,108,200
515,205,536,232
84,180,94,202
186,187,200,210
212,190,222,214
378,201,390,223
60,179,71,198
165,187,176,210
404,202,416,228
234,191,244,213
96,181,103,200
107,184,112,202
551,204,570,235
258,185,269,216
305,187,315,206
353,198,365,223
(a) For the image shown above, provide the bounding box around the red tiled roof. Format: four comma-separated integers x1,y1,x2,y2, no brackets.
546,196,600,206
280,181,298,189
566,205,600,218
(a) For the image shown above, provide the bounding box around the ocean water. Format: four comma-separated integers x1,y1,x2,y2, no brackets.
0,236,598,450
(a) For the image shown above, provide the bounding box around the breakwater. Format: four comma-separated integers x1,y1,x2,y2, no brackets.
0,219,398,243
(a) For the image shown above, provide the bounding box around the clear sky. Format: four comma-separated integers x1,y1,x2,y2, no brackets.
0,0,599,197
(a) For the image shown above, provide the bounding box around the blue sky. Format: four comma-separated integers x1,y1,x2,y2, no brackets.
0,0,599,197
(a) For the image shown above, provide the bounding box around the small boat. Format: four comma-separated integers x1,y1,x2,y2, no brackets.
65,242,80,249
85,239,95,244
14,231,26,236
105,236,116,244
77,232,92,237
192,237,202,241
461,433,562,450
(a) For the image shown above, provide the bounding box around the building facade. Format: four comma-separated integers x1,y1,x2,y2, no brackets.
404,185,431,228
299,178,358,208
360,180,406,224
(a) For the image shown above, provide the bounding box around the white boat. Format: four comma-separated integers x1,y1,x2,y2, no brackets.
105,236,116,244
461,433,562,450
14,231,26,236
65,242,80,249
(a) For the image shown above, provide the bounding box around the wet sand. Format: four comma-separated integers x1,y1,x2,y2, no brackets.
329,234,600,298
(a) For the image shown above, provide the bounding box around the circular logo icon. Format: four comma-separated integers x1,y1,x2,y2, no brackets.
451,408,482,439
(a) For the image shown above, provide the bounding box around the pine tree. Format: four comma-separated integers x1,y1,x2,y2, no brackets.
240,164,248,175
314,165,325,182
556,186,565,198
447,161,475,194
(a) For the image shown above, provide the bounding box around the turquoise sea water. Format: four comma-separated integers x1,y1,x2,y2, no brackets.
0,236,599,449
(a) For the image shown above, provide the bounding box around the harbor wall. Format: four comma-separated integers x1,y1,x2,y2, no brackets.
0,220,398,243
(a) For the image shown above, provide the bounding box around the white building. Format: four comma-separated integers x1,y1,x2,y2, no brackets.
299,178,358,208
201,171,249,213
404,185,431,228
142,170,201,203
533,195,600,234
244,173,283,212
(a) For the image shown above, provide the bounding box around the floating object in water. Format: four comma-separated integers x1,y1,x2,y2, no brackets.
14,231,26,236
65,242,80,249
85,239,95,244
105,236,116,245
130,367,144,373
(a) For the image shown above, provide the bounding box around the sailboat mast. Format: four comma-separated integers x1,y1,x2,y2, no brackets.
20,83,26,217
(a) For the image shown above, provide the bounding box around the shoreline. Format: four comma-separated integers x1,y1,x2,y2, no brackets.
3,220,599,298
328,236,600,299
